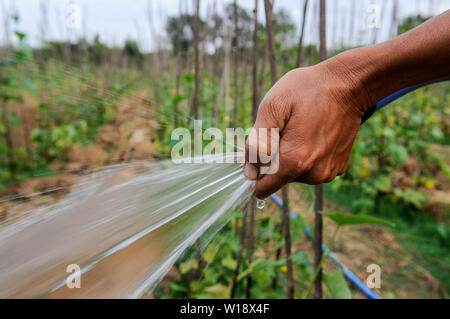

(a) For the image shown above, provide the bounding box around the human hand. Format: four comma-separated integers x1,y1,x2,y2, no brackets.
245,59,369,199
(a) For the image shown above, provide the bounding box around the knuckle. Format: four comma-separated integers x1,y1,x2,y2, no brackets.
301,157,315,172
338,166,347,176
319,172,330,183
324,172,336,183
258,97,275,116
265,101,281,122
277,164,294,181
260,96,287,125
280,154,302,179
302,169,322,185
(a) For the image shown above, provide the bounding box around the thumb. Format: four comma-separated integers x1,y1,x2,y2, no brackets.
253,140,306,199
245,97,289,172
253,153,294,199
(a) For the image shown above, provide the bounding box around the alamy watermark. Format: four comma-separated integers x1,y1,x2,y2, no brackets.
366,3,382,29
170,120,280,174
366,264,381,289
66,2,81,30
66,264,81,289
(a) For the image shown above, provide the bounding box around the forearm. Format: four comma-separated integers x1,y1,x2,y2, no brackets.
327,10,450,113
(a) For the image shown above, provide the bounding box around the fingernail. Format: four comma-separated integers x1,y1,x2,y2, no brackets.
244,164,258,180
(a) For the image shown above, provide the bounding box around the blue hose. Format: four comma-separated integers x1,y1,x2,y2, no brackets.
270,194,381,299
361,77,449,124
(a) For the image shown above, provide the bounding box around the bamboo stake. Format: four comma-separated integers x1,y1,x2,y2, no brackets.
245,0,260,299
264,0,294,299
193,0,200,121
282,187,294,298
296,0,309,67
232,0,239,128
252,0,259,121
193,0,202,279
245,198,255,298
230,205,248,298
314,0,327,299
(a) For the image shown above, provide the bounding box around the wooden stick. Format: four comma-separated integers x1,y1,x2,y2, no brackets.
314,0,327,300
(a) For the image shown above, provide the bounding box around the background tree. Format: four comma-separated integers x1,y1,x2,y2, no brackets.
296,0,309,67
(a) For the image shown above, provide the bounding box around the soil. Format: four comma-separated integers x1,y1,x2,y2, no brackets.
392,152,450,220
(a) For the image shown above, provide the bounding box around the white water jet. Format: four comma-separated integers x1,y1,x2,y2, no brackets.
0,153,254,298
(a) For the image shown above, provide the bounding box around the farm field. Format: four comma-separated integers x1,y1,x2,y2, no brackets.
0,0,449,299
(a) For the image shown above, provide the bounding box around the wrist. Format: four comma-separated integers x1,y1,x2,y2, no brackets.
322,44,412,114
319,47,376,116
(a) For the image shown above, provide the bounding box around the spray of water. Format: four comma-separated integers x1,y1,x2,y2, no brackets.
0,153,254,298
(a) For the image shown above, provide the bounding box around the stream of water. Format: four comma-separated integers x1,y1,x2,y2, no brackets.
0,153,254,298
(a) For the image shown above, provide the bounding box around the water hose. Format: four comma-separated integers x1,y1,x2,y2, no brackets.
361,77,449,124
270,193,381,299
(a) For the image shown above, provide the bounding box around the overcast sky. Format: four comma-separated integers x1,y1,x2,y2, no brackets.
1,0,449,52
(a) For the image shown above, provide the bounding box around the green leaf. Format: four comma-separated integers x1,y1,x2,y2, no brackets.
373,175,392,192
253,268,272,287
321,212,394,227
430,128,444,141
179,259,197,275
400,189,427,208
204,284,229,298
221,256,236,270
388,143,408,165
203,242,218,263
432,156,450,179
171,94,184,106
382,127,395,138
237,260,263,281
291,250,310,266
14,31,26,41
169,283,189,293
323,270,352,299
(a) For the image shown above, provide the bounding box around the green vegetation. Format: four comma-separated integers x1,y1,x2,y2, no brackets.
0,31,147,189
0,3,448,299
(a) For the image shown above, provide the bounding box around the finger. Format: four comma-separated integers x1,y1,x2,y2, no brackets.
244,163,258,180
253,97,288,132
245,127,279,168
294,162,337,185
254,170,291,199
253,147,305,199
245,96,289,167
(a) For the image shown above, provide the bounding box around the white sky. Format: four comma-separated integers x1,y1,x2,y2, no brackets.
1,0,449,52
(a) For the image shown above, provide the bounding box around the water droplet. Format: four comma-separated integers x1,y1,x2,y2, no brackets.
257,199,265,210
